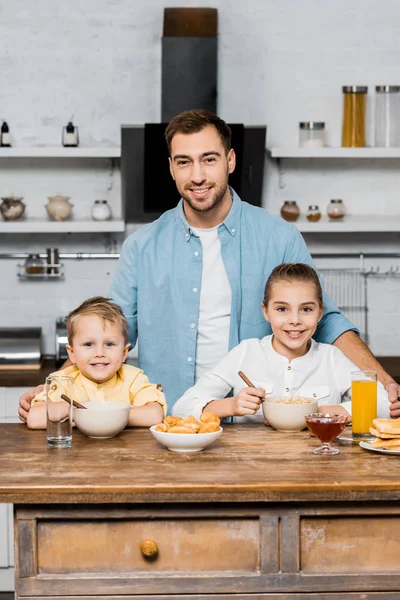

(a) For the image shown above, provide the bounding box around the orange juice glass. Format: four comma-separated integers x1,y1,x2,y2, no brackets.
351,370,377,439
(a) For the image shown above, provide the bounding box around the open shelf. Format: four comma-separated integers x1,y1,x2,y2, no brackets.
0,147,121,158
0,219,125,233
268,147,400,159
289,214,400,233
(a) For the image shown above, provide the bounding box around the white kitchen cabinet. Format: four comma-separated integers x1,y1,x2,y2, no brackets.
0,386,25,591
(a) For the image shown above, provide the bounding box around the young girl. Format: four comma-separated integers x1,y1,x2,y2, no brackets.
172,263,389,422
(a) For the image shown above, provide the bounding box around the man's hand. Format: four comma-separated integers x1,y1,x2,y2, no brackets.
18,385,43,423
230,386,265,417
387,381,400,419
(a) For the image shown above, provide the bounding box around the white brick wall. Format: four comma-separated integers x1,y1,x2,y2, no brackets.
0,0,399,356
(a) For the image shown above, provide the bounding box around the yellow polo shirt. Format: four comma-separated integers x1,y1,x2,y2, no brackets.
32,364,167,415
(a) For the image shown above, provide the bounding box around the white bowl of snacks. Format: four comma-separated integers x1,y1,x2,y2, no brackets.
150,413,222,452
262,396,318,432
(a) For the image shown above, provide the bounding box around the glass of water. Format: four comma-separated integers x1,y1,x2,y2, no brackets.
46,375,73,448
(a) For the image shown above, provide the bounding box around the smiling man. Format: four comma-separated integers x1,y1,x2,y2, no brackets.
18,109,400,419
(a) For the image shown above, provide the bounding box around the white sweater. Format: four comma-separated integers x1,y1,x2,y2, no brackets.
172,335,390,422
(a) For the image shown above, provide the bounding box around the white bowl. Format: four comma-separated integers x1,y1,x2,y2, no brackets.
73,401,130,439
150,425,223,452
262,396,318,432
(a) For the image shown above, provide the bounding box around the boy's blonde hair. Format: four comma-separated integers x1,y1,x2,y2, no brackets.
66,297,128,345
263,263,323,308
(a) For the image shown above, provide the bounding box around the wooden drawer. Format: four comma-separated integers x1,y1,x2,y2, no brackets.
37,517,260,573
16,505,278,597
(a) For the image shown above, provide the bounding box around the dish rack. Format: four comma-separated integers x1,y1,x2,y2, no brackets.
319,268,368,342
320,262,400,345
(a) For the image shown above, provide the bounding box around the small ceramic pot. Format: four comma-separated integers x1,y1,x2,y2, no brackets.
46,195,73,221
91,199,112,221
0,196,25,221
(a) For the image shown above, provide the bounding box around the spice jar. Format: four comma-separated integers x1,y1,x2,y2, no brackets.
62,121,79,147
327,199,346,220
341,86,368,147
280,200,300,222
0,121,11,147
299,122,325,148
375,85,400,147
91,199,112,221
306,205,321,222
24,254,44,275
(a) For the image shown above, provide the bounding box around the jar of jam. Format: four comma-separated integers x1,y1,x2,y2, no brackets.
280,200,300,222
327,199,345,220
306,205,321,222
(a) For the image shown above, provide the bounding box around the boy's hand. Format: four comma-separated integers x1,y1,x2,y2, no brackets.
18,385,43,423
230,387,265,417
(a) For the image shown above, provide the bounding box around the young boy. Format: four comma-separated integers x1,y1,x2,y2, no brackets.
27,296,166,429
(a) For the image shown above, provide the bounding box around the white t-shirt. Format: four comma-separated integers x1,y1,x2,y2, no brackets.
190,225,231,382
172,335,390,422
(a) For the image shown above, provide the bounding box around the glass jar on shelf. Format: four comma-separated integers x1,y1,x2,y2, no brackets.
91,199,112,221
341,86,368,147
375,85,400,147
24,254,45,275
299,122,325,148
327,199,346,220
280,200,300,222
306,205,322,222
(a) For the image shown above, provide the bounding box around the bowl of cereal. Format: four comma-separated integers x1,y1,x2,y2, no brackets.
150,413,222,452
262,396,318,432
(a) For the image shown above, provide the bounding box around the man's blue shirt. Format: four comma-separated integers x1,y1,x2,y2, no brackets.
110,190,357,410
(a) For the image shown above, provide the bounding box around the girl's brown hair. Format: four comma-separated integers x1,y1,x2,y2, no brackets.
66,296,128,345
165,108,232,155
263,263,323,308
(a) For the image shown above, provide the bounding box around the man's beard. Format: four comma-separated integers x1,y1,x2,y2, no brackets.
180,182,229,213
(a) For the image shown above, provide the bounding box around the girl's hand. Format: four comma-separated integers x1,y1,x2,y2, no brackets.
230,387,265,416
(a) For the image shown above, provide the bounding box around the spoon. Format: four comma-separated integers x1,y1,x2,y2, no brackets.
238,371,265,403
61,394,87,410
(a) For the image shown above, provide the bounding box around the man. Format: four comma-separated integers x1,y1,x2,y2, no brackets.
19,109,400,419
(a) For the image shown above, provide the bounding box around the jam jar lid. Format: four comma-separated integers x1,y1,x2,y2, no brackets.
283,200,298,204
329,199,343,203
308,205,320,210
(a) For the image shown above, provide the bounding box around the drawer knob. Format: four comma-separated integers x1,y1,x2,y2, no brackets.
140,539,158,558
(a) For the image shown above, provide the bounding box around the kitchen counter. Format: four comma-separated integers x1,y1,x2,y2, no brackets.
0,358,57,387
2,423,400,598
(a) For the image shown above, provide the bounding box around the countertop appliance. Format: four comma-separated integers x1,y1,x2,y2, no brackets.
55,317,69,367
0,327,42,369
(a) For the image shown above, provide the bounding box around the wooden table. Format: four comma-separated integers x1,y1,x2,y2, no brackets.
1,422,400,599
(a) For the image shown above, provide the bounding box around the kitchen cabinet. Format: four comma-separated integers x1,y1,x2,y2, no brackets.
0,147,124,233
0,386,25,592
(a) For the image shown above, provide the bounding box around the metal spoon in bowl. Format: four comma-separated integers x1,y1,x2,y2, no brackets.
238,371,265,403
61,394,87,410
